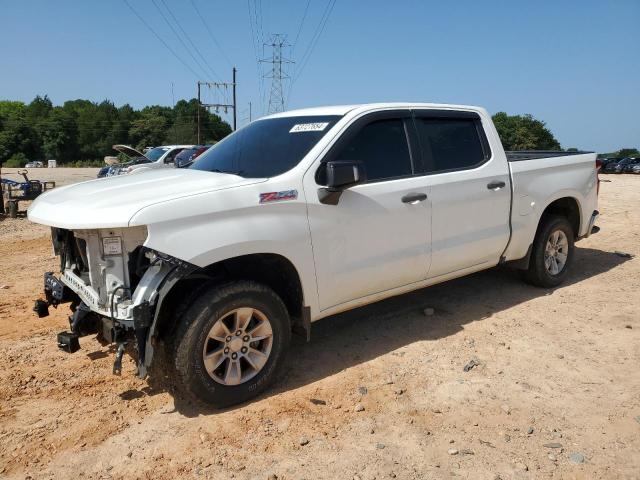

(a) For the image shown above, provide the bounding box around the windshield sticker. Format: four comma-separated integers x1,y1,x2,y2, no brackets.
259,190,298,203
289,122,329,133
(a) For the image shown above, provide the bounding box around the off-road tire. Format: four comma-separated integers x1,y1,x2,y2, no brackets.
523,215,575,288
171,281,291,408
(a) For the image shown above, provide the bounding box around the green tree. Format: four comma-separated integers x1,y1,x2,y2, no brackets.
167,99,231,145
41,108,77,161
0,101,38,163
615,148,639,158
129,113,169,149
0,95,232,164
492,112,561,151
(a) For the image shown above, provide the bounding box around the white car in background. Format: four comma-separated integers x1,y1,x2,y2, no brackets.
104,145,194,176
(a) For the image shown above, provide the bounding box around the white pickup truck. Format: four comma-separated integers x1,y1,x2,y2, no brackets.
28,103,600,407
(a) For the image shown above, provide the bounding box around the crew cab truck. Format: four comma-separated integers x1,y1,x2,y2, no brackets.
28,103,600,407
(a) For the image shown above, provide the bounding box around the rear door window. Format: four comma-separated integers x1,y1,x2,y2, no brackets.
414,117,488,173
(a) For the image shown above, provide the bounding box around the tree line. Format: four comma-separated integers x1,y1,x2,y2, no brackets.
0,96,637,167
0,95,232,167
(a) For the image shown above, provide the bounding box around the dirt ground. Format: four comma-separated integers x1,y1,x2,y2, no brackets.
0,169,638,480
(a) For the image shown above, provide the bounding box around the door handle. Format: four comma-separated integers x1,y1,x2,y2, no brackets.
487,181,506,190
401,192,428,204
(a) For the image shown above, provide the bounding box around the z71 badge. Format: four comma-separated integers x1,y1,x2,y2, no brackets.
259,190,298,204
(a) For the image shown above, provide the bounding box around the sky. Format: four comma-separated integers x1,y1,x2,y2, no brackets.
1,0,638,152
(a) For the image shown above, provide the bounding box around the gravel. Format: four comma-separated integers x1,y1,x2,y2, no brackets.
543,443,563,449
569,452,586,464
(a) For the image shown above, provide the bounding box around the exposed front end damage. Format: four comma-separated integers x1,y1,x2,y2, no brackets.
35,226,197,377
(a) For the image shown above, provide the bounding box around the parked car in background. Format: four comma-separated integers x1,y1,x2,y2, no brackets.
598,157,619,172
621,157,640,173
174,145,212,168
97,145,151,178
97,145,193,178
629,163,640,174
127,145,193,173
25,161,44,168
602,158,628,174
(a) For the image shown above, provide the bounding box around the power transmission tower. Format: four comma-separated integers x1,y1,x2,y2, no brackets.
197,67,237,143
261,34,293,114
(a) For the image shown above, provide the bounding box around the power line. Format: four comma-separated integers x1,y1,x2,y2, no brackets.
158,0,223,81
293,0,336,84
292,0,311,51
188,0,234,68
247,0,266,115
256,0,265,45
122,0,203,80
150,0,215,81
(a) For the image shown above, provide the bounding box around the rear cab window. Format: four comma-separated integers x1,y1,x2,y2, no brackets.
413,110,491,174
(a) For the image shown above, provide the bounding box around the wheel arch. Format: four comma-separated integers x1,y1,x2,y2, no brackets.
508,195,581,270
153,252,306,342
538,196,581,239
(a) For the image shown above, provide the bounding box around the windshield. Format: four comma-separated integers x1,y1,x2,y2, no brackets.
145,147,169,161
191,115,341,177
175,148,198,161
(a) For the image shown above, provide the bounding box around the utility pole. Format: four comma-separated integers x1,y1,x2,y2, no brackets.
261,34,293,114
171,82,178,144
232,67,237,131
197,67,238,144
197,81,201,144
0,163,4,215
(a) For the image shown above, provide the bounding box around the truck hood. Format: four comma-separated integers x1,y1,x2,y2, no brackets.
28,168,265,229
113,144,148,160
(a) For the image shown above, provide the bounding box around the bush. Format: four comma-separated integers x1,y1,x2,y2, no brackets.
64,159,104,167
3,153,28,168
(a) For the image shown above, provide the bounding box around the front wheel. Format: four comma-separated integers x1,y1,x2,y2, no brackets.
171,281,291,408
523,215,575,288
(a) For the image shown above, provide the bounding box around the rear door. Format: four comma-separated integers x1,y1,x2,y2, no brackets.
304,110,431,311
412,110,511,278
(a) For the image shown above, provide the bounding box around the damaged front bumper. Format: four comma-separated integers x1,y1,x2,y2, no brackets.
35,230,198,378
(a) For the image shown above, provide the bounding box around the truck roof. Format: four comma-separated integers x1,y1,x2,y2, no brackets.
263,102,483,119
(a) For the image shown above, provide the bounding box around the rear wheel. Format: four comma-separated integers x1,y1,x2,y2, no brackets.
523,215,575,288
171,281,290,407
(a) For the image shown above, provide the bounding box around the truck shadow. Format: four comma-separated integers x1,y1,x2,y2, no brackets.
163,246,630,416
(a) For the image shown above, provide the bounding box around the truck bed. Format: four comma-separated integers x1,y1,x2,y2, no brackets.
506,150,593,162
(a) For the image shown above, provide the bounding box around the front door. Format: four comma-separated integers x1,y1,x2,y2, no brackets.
304,112,431,311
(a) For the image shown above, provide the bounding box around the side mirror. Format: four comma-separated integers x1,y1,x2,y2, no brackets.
326,160,366,189
319,160,366,205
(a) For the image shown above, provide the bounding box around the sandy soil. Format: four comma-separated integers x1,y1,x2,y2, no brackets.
1,167,100,187
0,172,638,480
